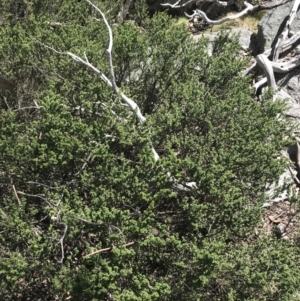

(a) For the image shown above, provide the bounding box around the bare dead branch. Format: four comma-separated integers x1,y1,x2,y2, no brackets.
75,143,99,176
161,0,196,8
252,54,300,93
264,167,295,206
35,38,147,124
47,22,63,27
12,185,21,206
66,51,147,123
2,96,11,110
186,2,254,25
0,209,8,218
150,142,160,161
162,0,234,8
244,31,300,76
256,54,277,90
253,77,267,94
86,0,118,91
279,30,300,53
198,0,235,7
275,32,300,59
26,181,65,190
288,166,300,184
13,106,43,111
100,102,122,120
271,55,300,73
84,241,134,258
296,141,300,169
57,222,68,264
272,0,300,61
16,190,55,208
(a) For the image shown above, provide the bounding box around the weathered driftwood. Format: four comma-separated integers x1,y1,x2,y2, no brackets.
272,0,300,61
184,0,291,26
162,0,235,8
161,0,196,8
248,0,300,96
244,31,300,76
272,55,300,73
163,0,289,11
253,77,267,95
186,1,255,25
256,54,277,90
252,54,300,92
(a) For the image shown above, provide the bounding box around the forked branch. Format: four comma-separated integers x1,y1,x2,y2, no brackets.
272,0,300,61
186,1,254,25
58,222,68,264
84,241,135,258
66,51,146,123
86,0,118,91
162,0,234,9
256,54,277,90
161,0,196,8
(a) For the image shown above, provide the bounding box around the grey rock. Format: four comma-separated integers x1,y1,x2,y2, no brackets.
264,167,295,207
276,67,300,103
230,28,257,52
276,90,300,131
285,101,300,118
277,222,286,234
257,2,300,53
193,27,255,55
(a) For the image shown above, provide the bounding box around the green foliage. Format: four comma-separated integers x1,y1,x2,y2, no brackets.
0,1,299,300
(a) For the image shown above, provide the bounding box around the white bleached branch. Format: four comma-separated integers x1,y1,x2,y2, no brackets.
256,54,277,90
253,77,267,94
198,0,235,7
75,1,199,189
272,0,300,61
57,222,68,264
13,106,43,111
252,55,300,93
244,31,300,76
161,0,196,8
271,54,300,73
150,142,160,162
186,1,254,25
65,51,147,123
86,0,118,91
162,0,234,8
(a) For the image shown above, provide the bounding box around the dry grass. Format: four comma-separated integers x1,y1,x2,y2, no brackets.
173,17,189,27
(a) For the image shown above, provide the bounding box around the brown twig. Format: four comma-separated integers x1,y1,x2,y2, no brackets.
84,242,134,258
12,185,21,206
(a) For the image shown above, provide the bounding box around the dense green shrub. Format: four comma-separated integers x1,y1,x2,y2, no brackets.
0,1,299,300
